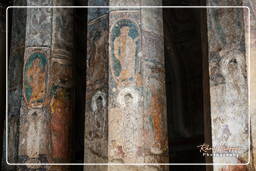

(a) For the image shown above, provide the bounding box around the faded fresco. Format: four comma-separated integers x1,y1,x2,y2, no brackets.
19,48,50,170
142,31,167,157
250,1,256,171
110,18,141,87
17,2,73,170
26,7,52,47
207,5,249,170
4,0,256,170
49,59,73,162
107,7,168,170
52,8,74,55
23,52,47,108
87,17,109,88
85,12,109,171
108,12,144,164
88,0,109,22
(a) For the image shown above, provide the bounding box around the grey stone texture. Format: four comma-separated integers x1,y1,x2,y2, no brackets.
5,4,27,171
25,7,52,47
206,1,249,170
84,9,109,171
85,1,169,171
244,0,256,170
17,1,74,170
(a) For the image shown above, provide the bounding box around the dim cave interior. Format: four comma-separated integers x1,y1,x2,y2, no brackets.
0,0,253,171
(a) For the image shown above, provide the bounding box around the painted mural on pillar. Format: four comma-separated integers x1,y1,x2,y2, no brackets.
207,7,249,167
87,90,107,141
110,18,141,87
108,15,145,163
49,59,73,161
23,52,47,108
50,87,71,161
85,15,109,165
87,28,108,88
49,60,72,89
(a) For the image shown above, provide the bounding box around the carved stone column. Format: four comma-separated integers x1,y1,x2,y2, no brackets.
244,0,256,170
206,1,249,170
3,1,27,171
0,2,7,170
18,1,74,170
84,1,109,171
108,1,168,171
85,1,169,171
249,1,256,170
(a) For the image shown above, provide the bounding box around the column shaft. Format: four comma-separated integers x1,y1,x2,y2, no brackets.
108,1,169,171
206,1,248,170
251,1,256,169
18,1,73,170
4,1,27,170
0,3,6,170
84,1,109,171
245,0,256,170
85,1,169,171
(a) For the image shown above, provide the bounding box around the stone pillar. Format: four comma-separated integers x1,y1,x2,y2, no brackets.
141,1,168,166
206,1,248,170
85,1,169,171
108,1,169,171
244,0,256,170
84,1,109,171
0,2,6,170
3,1,27,171
249,1,256,170
18,1,74,170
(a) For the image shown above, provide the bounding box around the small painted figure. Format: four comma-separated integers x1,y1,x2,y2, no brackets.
26,57,46,107
114,26,136,81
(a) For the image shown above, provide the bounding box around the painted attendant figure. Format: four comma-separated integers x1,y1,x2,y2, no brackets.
114,26,136,82
26,57,46,107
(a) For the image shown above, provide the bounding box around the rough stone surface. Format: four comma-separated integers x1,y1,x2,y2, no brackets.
250,2,256,170
84,1,169,170
141,6,168,169
84,5,109,171
25,7,52,47
4,4,27,171
19,47,51,170
108,10,144,164
108,1,169,170
206,3,249,170
88,0,109,22
109,0,141,11
244,0,256,170
52,8,74,56
141,0,163,36
49,6,74,165
17,2,74,170
109,0,141,6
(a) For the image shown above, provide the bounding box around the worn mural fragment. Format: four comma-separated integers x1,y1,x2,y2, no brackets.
111,19,140,84
248,0,256,170
3,3,26,171
85,6,109,171
108,11,144,165
108,5,168,170
49,58,73,162
24,52,47,108
206,3,249,170
19,48,50,171
17,2,73,170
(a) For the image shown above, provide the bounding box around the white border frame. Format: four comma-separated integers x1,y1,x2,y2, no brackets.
5,6,251,166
